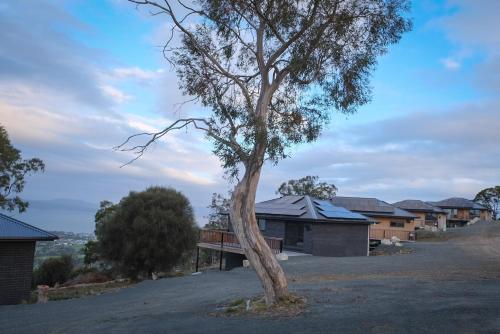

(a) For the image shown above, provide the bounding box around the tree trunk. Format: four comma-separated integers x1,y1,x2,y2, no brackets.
229,161,289,306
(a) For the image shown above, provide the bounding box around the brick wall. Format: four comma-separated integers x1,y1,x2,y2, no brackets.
0,241,36,305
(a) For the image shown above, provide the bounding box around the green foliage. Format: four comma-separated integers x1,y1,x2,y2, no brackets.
277,176,337,200
34,255,74,287
95,186,198,279
82,240,100,267
0,125,45,212
125,1,412,179
205,192,231,229
474,186,500,219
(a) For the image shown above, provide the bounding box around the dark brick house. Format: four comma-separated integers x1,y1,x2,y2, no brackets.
0,213,57,305
236,195,372,257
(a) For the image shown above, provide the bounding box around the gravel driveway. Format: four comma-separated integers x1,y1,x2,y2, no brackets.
2,221,500,334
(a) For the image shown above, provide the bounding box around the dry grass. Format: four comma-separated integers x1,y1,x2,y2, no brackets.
211,294,306,318
47,279,133,301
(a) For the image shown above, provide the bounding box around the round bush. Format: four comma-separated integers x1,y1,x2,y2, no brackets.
95,186,197,278
34,255,74,287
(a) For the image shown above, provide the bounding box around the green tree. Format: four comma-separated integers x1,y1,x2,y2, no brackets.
0,125,45,212
277,176,337,200
82,240,100,267
205,192,231,230
34,255,73,287
95,187,197,279
121,0,411,305
474,186,500,219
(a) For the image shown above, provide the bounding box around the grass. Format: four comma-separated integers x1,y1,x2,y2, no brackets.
46,279,132,301
212,294,306,318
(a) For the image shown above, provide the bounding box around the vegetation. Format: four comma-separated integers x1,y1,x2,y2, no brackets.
34,255,74,287
0,124,45,212
82,240,100,267
121,0,411,305
95,186,198,279
205,192,231,230
474,186,500,219
277,175,337,199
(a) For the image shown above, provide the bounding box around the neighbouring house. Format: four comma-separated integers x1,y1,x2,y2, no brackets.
0,213,58,305
330,196,417,241
392,199,447,231
197,195,372,269
428,197,492,228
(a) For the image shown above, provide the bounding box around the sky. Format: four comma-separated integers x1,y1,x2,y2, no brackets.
1,0,499,232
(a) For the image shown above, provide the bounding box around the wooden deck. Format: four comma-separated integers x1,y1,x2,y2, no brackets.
197,229,283,255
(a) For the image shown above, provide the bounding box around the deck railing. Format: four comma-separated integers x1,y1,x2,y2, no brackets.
199,229,283,254
370,228,415,241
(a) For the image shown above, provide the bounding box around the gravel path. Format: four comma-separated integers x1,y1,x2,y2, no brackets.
2,221,500,334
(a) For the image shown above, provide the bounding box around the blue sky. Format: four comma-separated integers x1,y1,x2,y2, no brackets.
1,0,499,232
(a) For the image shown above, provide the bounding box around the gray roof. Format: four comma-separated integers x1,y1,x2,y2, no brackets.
330,196,417,219
429,197,486,210
255,195,371,223
393,199,445,213
0,213,58,241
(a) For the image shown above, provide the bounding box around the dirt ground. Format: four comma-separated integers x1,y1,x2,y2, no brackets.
1,220,500,334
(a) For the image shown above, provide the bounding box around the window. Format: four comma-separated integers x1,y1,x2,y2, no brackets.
390,221,405,228
258,218,266,231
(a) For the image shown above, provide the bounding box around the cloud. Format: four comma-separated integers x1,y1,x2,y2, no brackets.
441,57,460,70
112,67,163,81
0,0,112,108
101,85,133,103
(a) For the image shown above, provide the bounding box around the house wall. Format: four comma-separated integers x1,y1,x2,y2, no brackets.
369,217,415,241
311,223,369,257
413,212,426,228
480,210,492,221
0,241,36,305
437,214,447,231
261,219,368,257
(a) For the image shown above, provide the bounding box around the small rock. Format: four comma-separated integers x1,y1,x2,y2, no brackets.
381,239,392,245
276,253,288,261
394,242,403,247
390,236,401,243
152,272,158,280
243,259,251,268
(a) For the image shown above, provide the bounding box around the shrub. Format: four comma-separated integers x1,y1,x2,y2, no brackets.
95,186,197,279
34,255,74,287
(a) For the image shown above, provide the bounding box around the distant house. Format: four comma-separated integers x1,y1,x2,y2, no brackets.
393,200,447,231
428,198,492,227
330,196,417,241
0,213,58,305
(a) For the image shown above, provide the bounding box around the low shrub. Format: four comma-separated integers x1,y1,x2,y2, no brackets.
34,255,74,287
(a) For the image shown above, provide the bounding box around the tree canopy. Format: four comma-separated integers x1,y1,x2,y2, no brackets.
95,187,197,278
0,125,45,212
474,186,500,219
277,175,337,199
205,192,231,230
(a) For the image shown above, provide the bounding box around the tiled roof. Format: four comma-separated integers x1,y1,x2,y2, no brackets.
393,199,445,213
330,196,416,219
255,195,371,223
429,197,485,209
0,213,58,241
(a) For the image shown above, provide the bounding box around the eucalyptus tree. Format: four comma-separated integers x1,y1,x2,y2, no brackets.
277,175,337,199
0,125,45,212
120,0,411,305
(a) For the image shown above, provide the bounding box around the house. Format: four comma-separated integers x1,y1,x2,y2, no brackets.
428,197,492,227
393,199,447,231
330,196,417,241
0,213,58,305
197,195,372,269
251,195,372,257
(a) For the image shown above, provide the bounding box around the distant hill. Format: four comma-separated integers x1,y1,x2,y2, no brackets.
4,199,98,234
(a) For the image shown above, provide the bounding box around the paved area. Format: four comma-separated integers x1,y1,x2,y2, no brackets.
2,221,500,334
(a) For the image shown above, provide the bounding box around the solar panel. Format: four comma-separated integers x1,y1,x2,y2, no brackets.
313,200,368,220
